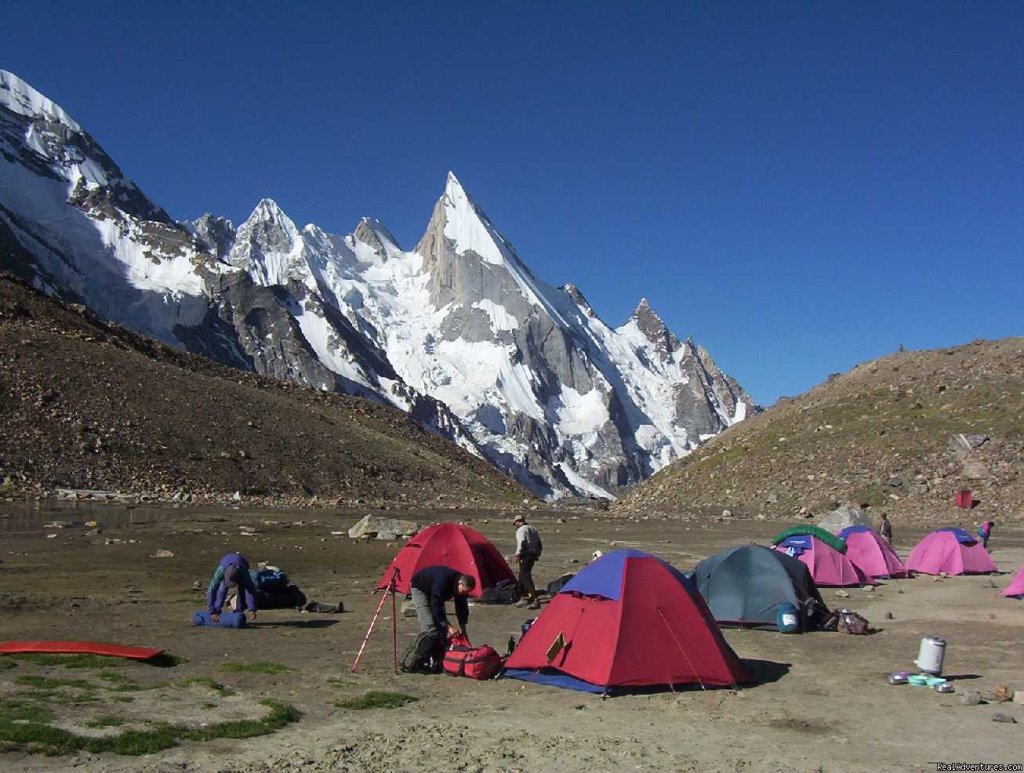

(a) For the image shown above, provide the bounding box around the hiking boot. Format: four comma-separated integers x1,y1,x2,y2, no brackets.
513,598,529,608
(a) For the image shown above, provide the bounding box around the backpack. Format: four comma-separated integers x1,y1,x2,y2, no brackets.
442,634,503,680
546,573,575,595
252,568,290,591
478,579,521,605
837,611,870,635
400,630,444,674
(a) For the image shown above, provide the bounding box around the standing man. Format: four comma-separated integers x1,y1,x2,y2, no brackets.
879,513,893,544
512,515,543,609
410,566,475,639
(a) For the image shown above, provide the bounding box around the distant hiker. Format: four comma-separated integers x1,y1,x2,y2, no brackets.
879,514,893,544
977,521,995,550
512,515,543,609
207,552,258,623
410,566,474,639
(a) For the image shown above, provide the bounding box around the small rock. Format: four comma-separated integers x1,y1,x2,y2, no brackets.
152,549,175,558
863,585,874,593
834,590,850,598
45,533,59,539
722,509,732,518
991,713,1017,724
959,690,982,706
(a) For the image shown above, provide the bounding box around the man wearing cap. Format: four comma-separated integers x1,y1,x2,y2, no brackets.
512,516,543,609
207,552,258,623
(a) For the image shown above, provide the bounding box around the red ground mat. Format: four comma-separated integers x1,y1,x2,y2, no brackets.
0,641,164,660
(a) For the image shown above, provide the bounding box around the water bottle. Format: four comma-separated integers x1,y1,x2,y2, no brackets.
507,636,516,656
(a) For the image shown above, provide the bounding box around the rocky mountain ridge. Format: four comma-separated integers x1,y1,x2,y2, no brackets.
0,273,526,509
0,69,755,500
615,338,1024,528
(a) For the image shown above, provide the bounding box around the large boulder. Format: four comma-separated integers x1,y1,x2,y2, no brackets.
817,504,873,535
348,515,419,540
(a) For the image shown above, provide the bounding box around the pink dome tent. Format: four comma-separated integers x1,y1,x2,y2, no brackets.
773,535,870,587
1000,566,1024,599
906,528,997,576
837,525,908,579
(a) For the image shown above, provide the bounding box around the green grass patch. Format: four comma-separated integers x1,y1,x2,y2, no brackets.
0,699,55,723
219,661,290,675
335,691,418,710
14,675,95,691
0,658,15,670
9,653,124,669
0,700,299,756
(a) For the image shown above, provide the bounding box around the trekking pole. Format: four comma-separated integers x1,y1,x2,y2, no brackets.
391,579,398,674
351,572,398,673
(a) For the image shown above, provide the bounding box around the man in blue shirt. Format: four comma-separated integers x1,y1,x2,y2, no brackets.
410,566,475,639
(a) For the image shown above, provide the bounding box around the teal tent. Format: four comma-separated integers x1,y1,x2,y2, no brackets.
694,545,829,630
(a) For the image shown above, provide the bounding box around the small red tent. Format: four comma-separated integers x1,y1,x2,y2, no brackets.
376,522,515,598
504,549,750,694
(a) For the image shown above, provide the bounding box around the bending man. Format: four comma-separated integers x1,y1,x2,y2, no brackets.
410,566,474,639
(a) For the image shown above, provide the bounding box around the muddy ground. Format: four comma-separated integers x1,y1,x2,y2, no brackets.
0,503,1022,772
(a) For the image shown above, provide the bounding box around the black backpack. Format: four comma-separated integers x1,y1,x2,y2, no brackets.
478,579,522,605
400,630,444,674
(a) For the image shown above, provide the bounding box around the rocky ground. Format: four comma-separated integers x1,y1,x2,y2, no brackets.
0,275,527,511
0,505,1021,772
617,338,1024,532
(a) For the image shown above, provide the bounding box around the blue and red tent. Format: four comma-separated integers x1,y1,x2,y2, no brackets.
503,549,750,694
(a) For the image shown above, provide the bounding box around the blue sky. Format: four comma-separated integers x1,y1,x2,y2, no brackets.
5,1,1022,405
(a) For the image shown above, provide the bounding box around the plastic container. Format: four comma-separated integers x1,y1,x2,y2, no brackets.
914,636,947,675
776,602,800,633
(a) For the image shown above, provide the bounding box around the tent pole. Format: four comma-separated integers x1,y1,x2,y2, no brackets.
351,572,397,673
391,580,398,674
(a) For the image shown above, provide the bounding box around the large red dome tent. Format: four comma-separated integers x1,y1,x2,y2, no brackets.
376,522,515,597
503,549,750,695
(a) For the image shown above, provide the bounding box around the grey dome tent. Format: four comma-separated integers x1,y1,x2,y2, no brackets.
694,545,829,630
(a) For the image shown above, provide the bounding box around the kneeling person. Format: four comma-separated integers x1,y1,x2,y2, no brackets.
207,552,258,623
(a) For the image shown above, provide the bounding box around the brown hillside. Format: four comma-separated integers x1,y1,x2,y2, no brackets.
0,275,529,508
616,338,1024,530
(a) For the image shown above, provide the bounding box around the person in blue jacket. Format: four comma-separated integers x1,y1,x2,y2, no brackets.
207,552,258,623
410,566,475,639
977,521,995,550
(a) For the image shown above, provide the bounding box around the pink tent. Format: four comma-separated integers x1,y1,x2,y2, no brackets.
837,526,908,579
774,536,870,587
906,528,997,575
1000,566,1024,598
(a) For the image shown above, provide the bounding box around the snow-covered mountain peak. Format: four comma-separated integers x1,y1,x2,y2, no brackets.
0,70,81,131
353,216,401,258
562,283,596,317
1,71,757,503
623,298,680,361
227,199,306,285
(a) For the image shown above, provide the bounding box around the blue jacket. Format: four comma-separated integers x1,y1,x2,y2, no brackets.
206,553,258,614
411,566,469,631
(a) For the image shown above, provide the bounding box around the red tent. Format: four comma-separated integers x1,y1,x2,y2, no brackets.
376,522,515,598
504,549,750,694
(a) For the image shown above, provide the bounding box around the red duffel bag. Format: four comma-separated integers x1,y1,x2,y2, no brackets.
442,634,503,680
